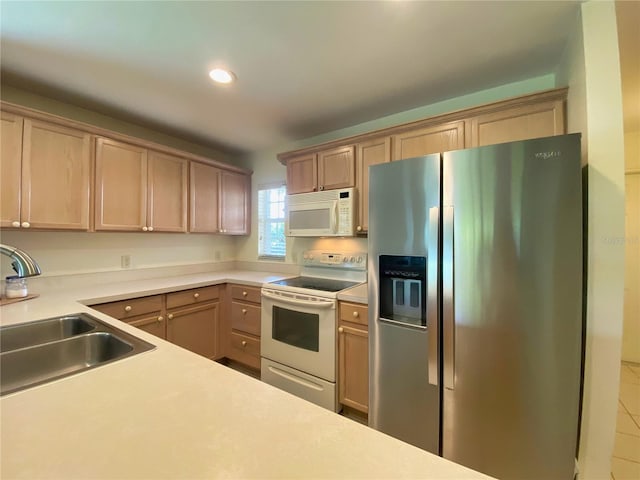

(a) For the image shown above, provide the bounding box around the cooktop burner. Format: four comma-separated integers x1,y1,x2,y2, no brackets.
270,276,361,293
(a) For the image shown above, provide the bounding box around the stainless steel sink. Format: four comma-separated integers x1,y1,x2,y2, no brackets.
1,315,96,351
1,313,155,396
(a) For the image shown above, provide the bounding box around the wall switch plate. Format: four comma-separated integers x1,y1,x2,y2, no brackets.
121,255,131,269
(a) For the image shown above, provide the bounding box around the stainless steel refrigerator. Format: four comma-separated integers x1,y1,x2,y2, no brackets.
368,134,583,480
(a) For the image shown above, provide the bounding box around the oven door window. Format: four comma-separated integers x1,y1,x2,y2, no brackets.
272,305,319,352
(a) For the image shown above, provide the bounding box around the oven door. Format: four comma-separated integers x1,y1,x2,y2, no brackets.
261,288,336,382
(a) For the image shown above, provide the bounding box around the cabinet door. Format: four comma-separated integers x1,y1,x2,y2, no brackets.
338,324,369,414
317,145,355,191
286,154,317,194
190,161,220,233
0,112,23,228
167,302,219,359
392,121,465,160
356,137,391,233
220,170,250,235
22,119,91,230
148,151,187,232
127,313,166,340
469,100,565,147
95,138,147,231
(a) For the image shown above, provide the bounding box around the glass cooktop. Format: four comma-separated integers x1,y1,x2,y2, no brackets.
270,276,361,293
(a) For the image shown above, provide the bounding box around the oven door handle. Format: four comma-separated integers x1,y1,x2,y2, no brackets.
261,290,335,309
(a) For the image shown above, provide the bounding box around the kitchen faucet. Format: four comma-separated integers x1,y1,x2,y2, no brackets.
0,244,42,278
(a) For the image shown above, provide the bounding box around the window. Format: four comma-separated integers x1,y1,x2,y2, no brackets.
258,184,286,259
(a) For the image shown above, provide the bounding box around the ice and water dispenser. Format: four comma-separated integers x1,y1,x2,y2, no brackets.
378,255,427,328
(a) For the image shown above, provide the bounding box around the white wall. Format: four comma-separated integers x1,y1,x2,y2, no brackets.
235,75,558,265
557,2,626,478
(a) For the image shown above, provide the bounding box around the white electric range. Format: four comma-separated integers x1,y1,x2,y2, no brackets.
260,250,367,411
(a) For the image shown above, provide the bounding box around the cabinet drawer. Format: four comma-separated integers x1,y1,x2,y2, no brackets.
166,285,219,309
91,295,164,320
228,332,260,370
231,302,261,336
230,284,261,304
339,302,368,327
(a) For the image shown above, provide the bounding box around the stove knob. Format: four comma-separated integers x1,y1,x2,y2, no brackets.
357,256,363,263
349,256,355,263
343,257,348,263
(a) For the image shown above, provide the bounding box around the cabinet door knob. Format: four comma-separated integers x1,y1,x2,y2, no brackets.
21,222,30,228
319,185,324,191
242,291,248,297
124,305,132,312
157,316,163,322
338,327,344,333
353,311,359,318
241,340,247,347
148,226,154,232
242,308,247,314
193,292,200,299
11,221,20,228
356,225,363,232
168,314,174,320
142,226,148,232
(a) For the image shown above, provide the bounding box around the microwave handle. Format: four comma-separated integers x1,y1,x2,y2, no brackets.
331,201,338,233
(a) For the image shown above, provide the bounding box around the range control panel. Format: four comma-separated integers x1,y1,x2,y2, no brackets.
301,250,367,270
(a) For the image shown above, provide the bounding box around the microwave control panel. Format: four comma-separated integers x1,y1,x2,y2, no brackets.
336,191,355,235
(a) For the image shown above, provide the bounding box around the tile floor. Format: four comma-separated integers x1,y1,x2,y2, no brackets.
611,362,640,480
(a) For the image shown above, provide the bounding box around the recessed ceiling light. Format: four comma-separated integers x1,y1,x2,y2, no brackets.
209,68,236,84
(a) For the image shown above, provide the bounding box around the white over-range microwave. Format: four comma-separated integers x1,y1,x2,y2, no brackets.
286,188,356,237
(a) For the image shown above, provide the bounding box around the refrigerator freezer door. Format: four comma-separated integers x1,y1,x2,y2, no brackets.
368,153,441,455
441,134,583,480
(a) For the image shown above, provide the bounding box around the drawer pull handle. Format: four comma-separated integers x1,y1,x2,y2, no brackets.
338,327,344,333
242,291,248,297
241,340,247,347
157,316,163,322
193,293,200,299
124,306,132,312
168,314,174,320
242,308,247,314
352,311,359,318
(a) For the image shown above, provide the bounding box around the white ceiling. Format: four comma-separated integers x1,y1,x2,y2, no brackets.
1,1,586,155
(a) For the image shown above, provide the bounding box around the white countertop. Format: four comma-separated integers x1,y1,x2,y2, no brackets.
338,282,368,304
0,270,490,479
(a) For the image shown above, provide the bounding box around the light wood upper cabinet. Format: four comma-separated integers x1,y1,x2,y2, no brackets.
1,115,91,230
1,112,23,228
317,145,355,191
286,146,355,194
392,121,465,160
220,170,250,235
95,138,147,231
95,139,188,232
469,99,565,147
147,151,188,232
286,154,317,194
190,161,220,233
355,137,391,234
190,162,251,235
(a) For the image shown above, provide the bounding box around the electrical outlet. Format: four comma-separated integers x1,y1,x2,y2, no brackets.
121,255,131,269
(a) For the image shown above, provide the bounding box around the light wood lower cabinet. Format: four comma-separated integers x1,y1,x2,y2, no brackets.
90,285,221,359
224,284,261,370
338,301,369,414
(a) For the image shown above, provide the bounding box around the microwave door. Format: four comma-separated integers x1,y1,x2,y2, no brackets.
287,200,337,237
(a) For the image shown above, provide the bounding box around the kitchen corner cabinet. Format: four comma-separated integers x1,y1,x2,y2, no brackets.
225,284,262,370
1,113,91,230
95,138,187,232
338,301,369,414
286,145,355,194
190,162,250,234
91,295,166,340
392,121,465,161
166,286,221,360
355,137,391,234
469,98,565,147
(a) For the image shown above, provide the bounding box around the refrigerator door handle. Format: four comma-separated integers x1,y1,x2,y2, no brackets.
427,206,439,386
443,205,455,390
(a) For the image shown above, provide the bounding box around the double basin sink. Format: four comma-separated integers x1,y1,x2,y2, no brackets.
1,313,155,396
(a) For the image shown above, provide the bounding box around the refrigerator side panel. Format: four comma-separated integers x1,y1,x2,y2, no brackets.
368,154,441,454
442,134,583,480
